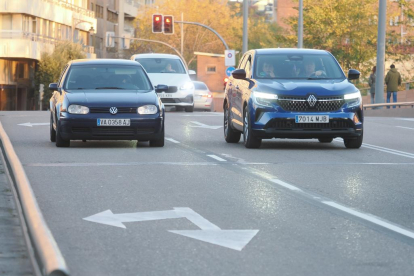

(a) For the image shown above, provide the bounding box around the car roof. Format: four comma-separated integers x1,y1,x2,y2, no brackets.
254,48,329,55
70,59,139,66
132,53,181,59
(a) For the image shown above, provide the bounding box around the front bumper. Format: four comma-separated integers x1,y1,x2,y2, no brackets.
250,104,363,139
58,112,163,141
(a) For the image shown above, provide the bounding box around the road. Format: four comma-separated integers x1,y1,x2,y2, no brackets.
1,111,414,276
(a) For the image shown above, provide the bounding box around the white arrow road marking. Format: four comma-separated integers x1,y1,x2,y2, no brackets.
190,121,222,129
18,122,49,127
83,207,258,251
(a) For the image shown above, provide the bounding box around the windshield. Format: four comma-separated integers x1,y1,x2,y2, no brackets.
254,53,345,80
64,65,152,91
137,58,186,74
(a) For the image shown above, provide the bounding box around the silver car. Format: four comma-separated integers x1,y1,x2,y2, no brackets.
193,81,213,111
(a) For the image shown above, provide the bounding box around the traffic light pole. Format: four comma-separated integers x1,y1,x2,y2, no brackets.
175,21,229,50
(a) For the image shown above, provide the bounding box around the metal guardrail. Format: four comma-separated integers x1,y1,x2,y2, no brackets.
0,122,69,276
363,102,414,110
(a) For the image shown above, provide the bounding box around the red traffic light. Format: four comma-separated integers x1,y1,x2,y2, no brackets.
163,15,174,34
152,14,163,33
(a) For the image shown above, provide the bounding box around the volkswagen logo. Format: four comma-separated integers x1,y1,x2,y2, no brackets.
307,95,317,107
109,107,118,115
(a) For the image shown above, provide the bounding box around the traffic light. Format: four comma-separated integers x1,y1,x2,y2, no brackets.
163,15,174,34
152,14,163,33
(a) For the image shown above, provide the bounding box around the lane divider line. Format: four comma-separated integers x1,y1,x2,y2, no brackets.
165,138,180,144
396,126,414,130
207,155,227,162
270,179,303,191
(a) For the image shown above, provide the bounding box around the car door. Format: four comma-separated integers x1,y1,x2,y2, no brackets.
230,55,249,131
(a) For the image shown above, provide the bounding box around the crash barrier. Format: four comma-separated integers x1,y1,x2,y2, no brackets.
0,122,69,276
363,101,414,110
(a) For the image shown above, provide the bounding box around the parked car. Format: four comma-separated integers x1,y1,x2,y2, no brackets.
193,81,213,111
131,53,195,112
224,48,363,149
49,59,165,147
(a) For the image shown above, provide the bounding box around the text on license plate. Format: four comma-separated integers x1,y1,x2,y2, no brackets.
157,93,173,98
295,115,329,123
97,119,130,126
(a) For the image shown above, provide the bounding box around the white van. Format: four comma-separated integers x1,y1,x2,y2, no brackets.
131,53,195,112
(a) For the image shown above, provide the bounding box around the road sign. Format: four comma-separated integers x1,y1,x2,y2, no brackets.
226,67,236,77
84,207,258,251
225,50,235,67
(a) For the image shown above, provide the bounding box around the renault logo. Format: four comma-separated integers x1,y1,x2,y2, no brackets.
307,95,317,107
109,107,118,115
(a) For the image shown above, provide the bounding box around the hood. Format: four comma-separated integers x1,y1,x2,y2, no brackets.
146,73,191,87
255,79,357,96
390,68,398,74
64,90,158,107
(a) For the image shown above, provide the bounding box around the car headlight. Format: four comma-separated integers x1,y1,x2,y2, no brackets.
68,105,89,114
253,91,278,107
138,105,158,114
344,91,361,108
180,82,194,90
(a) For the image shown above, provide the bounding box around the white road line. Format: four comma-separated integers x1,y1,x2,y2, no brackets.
322,201,414,239
396,118,414,122
207,155,227,162
334,139,414,159
165,138,180,143
270,179,302,191
396,126,414,130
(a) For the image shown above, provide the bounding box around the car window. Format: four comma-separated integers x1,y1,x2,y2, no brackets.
254,53,345,80
244,56,252,78
63,65,152,91
238,55,248,70
194,82,208,90
136,58,186,74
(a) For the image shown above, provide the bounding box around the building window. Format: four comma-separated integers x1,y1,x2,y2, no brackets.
108,10,118,23
95,5,104,18
206,65,217,74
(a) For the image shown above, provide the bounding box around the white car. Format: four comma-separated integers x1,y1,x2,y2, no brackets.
193,81,213,111
131,53,195,112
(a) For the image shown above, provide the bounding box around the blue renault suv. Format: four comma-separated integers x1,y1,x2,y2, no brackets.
223,48,363,148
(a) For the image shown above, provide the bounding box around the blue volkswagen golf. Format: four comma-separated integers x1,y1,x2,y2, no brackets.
224,48,363,148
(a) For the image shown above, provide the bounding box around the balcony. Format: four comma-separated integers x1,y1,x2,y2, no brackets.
42,0,95,17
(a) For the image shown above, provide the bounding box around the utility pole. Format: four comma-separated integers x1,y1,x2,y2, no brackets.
375,0,387,105
298,0,303,48
242,0,248,54
181,13,184,56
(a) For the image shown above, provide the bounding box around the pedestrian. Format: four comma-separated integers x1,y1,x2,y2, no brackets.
384,64,402,109
368,66,376,104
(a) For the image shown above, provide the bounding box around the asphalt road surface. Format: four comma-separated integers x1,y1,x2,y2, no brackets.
1,111,414,276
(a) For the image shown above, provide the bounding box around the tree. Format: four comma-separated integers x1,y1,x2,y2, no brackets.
35,41,85,109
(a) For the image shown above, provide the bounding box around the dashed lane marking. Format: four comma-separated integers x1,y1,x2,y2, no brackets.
207,155,227,162
165,138,180,143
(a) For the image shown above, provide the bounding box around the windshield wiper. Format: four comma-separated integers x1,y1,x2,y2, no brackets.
95,87,125,90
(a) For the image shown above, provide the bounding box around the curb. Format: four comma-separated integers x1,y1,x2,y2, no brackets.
0,122,69,276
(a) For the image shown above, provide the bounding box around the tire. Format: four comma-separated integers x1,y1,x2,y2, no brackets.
175,106,184,111
150,123,164,147
224,104,241,143
50,113,56,142
318,138,333,143
344,131,363,149
185,105,194,112
243,107,261,148
55,121,70,147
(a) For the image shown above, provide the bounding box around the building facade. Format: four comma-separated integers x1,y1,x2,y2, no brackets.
0,0,97,110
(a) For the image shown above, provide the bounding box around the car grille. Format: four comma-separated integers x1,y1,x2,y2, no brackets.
265,119,354,130
89,107,137,114
168,86,178,93
277,96,345,112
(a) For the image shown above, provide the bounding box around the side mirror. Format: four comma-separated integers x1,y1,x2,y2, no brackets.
49,83,58,90
348,69,360,80
155,84,169,93
232,69,246,80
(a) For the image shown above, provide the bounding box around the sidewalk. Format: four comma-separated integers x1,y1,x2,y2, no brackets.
0,157,33,275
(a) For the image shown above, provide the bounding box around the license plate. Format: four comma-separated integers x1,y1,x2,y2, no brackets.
295,115,329,123
97,119,130,126
157,93,173,98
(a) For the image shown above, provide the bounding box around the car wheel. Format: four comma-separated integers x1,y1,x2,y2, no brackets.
344,131,363,149
150,124,165,147
318,138,333,143
243,107,261,149
55,121,70,147
224,104,241,143
185,105,194,112
175,106,184,111
50,113,56,142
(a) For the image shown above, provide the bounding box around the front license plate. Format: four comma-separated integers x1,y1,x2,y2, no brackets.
97,119,130,126
157,93,173,98
295,115,329,123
